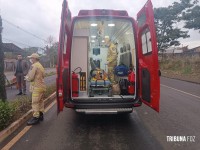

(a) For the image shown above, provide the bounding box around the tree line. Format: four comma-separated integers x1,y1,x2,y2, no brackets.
23,35,58,68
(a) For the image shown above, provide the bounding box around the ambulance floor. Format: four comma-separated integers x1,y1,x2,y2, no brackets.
72,92,134,99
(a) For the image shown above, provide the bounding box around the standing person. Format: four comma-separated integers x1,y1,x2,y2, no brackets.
25,53,46,125
105,38,118,83
14,54,29,95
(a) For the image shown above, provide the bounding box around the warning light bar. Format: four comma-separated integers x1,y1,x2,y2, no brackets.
78,9,129,17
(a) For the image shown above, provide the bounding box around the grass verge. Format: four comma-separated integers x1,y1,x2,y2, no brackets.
159,55,200,83
0,83,56,131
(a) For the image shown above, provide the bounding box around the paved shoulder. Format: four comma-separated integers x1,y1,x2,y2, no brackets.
161,77,200,97
11,104,162,150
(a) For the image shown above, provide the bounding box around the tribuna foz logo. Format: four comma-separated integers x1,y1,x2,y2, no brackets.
167,136,195,142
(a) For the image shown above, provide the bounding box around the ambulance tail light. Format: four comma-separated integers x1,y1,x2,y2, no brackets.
65,103,74,108
133,99,142,107
133,103,142,107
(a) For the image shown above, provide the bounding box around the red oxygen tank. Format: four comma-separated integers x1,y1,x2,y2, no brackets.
128,70,135,95
72,72,79,97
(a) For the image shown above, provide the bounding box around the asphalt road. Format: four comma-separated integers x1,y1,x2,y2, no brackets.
6,74,56,101
2,77,200,150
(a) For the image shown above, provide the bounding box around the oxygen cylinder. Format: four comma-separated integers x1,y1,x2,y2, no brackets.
128,71,135,95
72,72,79,97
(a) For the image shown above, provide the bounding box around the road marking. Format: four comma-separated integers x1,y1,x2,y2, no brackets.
2,100,56,150
44,100,56,113
161,84,200,100
1,126,32,150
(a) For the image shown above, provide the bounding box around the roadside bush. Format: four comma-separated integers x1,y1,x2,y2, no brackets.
191,56,200,72
160,55,200,74
44,84,56,99
45,72,56,77
0,100,14,130
182,66,192,74
0,83,56,131
9,97,32,122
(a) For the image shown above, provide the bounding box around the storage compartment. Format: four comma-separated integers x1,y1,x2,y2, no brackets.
71,18,137,100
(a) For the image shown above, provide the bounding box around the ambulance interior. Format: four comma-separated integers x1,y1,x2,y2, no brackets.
71,18,137,100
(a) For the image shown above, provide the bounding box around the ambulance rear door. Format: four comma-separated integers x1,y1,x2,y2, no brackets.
57,0,71,113
136,0,160,112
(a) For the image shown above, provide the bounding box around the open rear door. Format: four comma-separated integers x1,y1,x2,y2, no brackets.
57,0,71,113
137,0,160,112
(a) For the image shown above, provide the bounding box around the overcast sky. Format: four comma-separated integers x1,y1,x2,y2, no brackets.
0,0,200,49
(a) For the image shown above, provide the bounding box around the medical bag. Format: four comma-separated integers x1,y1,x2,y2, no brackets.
114,64,129,76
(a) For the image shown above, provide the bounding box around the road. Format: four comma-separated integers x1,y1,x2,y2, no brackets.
1,77,200,150
6,74,56,101
5,68,56,81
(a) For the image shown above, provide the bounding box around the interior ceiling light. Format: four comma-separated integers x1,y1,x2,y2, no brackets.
91,40,95,43
91,35,96,38
108,23,115,27
126,32,133,35
105,35,109,38
102,40,105,43
91,23,97,27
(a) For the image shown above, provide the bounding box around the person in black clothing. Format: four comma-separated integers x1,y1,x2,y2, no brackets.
14,54,29,95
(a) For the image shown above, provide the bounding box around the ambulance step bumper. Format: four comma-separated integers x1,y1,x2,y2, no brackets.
75,108,133,114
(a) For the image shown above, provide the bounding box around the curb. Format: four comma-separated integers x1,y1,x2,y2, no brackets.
0,92,56,143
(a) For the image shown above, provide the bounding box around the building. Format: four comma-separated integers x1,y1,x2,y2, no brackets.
3,43,25,71
183,46,200,56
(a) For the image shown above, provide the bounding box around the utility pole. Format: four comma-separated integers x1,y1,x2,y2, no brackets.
0,16,7,101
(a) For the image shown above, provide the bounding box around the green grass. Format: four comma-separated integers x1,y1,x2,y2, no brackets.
45,71,56,77
0,83,56,131
182,66,192,74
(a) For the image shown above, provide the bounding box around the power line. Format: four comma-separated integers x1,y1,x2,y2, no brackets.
3,37,32,47
3,37,46,51
2,18,48,43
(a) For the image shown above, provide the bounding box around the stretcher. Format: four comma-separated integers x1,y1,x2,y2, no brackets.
89,79,112,97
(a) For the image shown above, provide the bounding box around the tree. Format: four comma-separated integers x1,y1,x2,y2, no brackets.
44,36,58,67
182,5,200,32
24,47,39,57
0,16,7,101
154,7,189,52
46,42,58,67
154,0,199,52
46,36,54,47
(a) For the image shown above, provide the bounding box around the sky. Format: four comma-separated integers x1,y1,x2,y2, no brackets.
0,0,200,49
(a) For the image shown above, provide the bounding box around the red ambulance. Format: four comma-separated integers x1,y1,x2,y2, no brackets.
56,0,160,114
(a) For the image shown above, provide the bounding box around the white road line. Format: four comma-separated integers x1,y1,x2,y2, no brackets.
161,84,200,100
2,100,56,150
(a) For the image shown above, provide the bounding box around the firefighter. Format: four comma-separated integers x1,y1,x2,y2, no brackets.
25,53,46,125
105,38,118,83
